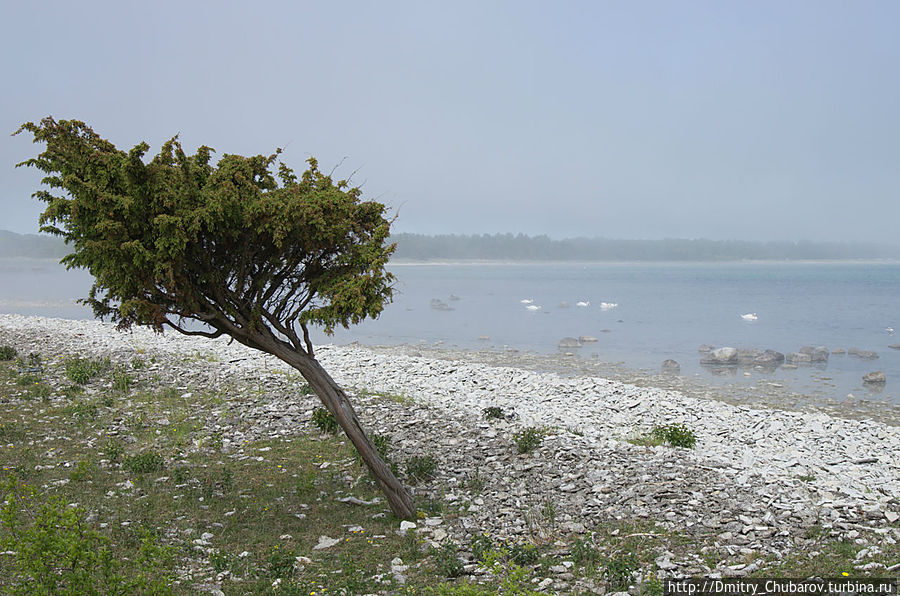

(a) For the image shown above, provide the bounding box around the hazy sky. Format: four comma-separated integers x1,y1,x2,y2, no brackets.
3,1,899,243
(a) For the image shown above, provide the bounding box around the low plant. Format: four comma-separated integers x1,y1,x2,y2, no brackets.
123,450,164,474
406,454,437,484
604,552,640,591
130,356,145,370
72,402,99,422
432,541,464,578
513,426,546,454
0,345,17,361
267,544,296,579
15,373,41,387
64,356,109,385
112,368,133,393
650,423,697,448
482,406,505,420
0,477,176,594
101,436,124,462
310,406,339,435
570,536,601,568
68,460,94,482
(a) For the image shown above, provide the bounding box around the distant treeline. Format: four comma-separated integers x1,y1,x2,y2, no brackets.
390,233,900,261
2,229,898,262
0,230,68,259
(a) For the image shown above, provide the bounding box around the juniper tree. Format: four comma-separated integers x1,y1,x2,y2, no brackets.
16,117,415,518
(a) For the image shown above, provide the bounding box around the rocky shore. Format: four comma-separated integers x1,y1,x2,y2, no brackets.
2,313,899,582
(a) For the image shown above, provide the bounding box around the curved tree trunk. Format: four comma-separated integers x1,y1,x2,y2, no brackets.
268,343,416,519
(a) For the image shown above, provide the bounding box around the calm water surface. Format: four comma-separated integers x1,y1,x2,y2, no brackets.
2,258,898,404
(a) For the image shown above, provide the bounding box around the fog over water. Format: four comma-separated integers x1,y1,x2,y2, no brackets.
2,1,900,244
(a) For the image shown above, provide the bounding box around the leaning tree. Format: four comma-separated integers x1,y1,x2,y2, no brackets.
16,117,415,518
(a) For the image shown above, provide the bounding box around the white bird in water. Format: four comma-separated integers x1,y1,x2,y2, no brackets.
520,298,534,304
887,327,895,335
741,313,758,321
576,301,590,307
526,304,542,311
599,302,618,310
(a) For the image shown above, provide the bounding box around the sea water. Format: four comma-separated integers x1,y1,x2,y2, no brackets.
2,258,897,404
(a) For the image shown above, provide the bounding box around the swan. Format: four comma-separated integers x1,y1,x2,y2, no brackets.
599,302,618,310
575,301,590,307
741,313,758,321
525,304,542,311
520,298,534,304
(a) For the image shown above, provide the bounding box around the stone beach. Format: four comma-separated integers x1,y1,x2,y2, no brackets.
2,313,899,582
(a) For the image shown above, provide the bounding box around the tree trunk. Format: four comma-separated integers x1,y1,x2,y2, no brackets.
268,343,416,519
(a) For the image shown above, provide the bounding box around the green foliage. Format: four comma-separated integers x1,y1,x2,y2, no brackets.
15,373,41,387
650,423,697,448
123,451,164,474
604,552,640,591
17,117,396,339
513,427,546,454
112,367,132,393
101,436,124,462
130,356,145,370
267,544,297,579
64,356,109,385
0,476,176,594
482,406,505,420
68,460,94,482
0,345,17,360
310,406,339,435
570,536,601,568
432,541,464,578
406,454,437,484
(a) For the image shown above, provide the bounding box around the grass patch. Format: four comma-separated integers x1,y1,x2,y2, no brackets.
64,355,110,385
513,426,546,454
631,423,697,448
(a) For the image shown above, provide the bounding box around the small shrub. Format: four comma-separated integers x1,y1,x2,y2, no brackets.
0,345,17,360
507,541,540,565
310,407,339,435
298,382,312,394
464,467,485,493
0,478,176,594
130,356,145,370
170,467,189,485
16,352,41,371
433,542,464,578
71,402,99,421
604,552,640,591
64,356,109,385
112,368,133,393
69,460,94,482
15,373,41,387
470,533,494,562
482,406,504,420
371,432,391,460
650,423,697,449
571,536,601,568
123,451,164,474
101,436,124,462
406,455,438,484
0,421,26,441
513,427,545,454
267,544,296,579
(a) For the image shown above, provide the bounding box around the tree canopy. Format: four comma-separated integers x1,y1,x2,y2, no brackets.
16,117,395,354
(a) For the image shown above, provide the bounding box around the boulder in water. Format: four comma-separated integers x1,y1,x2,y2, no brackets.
863,371,886,384
661,359,680,374
700,347,738,365
558,337,582,348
